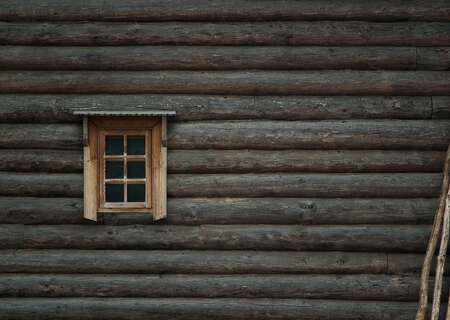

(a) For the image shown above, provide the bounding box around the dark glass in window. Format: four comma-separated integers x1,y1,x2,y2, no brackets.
106,136,124,155
127,161,145,179
106,161,124,179
127,136,145,155
105,183,124,202
127,184,146,202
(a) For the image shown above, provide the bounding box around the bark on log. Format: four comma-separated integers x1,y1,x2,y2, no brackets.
0,197,436,226
0,172,442,198
0,274,437,301
2,121,449,150
0,224,431,252
0,250,388,274
0,71,449,95
0,46,417,71
0,0,448,22
417,48,450,71
433,97,450,119
1,22,449,46
0,95,433,122
0,298,419,320
0,149,444,173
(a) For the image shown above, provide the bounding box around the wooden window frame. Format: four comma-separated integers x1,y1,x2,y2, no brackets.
83,116,167,221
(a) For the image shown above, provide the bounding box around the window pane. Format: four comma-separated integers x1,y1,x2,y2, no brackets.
128,184,145,202
127,161,146,179
127,136,145,155
106,161,124,179
106,136,124,155
105,184,124,202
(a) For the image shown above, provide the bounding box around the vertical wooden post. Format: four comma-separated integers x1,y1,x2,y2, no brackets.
83,117,98,221
152,116,167,220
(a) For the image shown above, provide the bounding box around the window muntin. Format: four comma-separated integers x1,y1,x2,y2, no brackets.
99,130,151,211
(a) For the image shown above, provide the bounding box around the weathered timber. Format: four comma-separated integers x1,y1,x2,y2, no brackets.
0,197,436,226
0,250,388,274
167,150,446,173
3,121,449,150
0,150,82,173
1,22,449,46
0,173,442,198
0,46,417,70
0,224,429,252
0,95,433,122
0,172,82,197
417,48,450,71
0,124,81,149
168,120,450,150
0,298,419,320
0,149,444,173
433,96,450,119
1,71,449,95
0,274,436,301
0,0,448,22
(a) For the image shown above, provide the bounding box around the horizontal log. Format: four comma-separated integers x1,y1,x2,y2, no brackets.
0,197,436,226
2,121,449,150
0,124,81,149
433,96,450,119
0,95,434,122
0,274,434,301
0,250,389,274
417,47,450,71
0,0,448,22
0,149,444,173
1,22,449,46
0,172,442,198
1,71,450,95
0,298,419,320
169,120,450,150
0,224,430,252
0,173,82,197
0,46,417,70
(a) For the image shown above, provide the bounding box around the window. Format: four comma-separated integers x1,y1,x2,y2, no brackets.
75,111,175,221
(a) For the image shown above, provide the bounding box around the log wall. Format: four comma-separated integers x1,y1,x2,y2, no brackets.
0,1,449,319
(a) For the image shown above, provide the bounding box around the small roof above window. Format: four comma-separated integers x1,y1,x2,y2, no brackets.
73,110,176,116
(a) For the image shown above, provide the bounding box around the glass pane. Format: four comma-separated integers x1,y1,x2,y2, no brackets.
127,136,145,155
127,161,145,179
106,136,124,155
106,161,124,179
128,184,145,202
105,184,124,202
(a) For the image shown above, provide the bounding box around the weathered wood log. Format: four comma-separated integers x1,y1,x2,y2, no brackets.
2,121,449,150
0,197,436,226
0,124,81,149
168,120,450,150
0,150,82,173
417,48,450,71
0,172,442,198
0,250,388,274
0,95,433,122
0,0,448,22
0,224,430,252
0,46,417,70
0,173,82,197
433,97,450,119
0,298,419,320
1,71,449,95
1,22,449,46
168,173,442,198
0,149,444,173
0,274,437,301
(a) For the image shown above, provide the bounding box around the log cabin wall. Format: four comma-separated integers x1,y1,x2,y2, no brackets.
0,1,449,319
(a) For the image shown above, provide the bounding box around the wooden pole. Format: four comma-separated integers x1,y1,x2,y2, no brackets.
416,145,450,320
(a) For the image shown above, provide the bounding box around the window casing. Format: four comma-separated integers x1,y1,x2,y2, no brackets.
80,115,169,221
